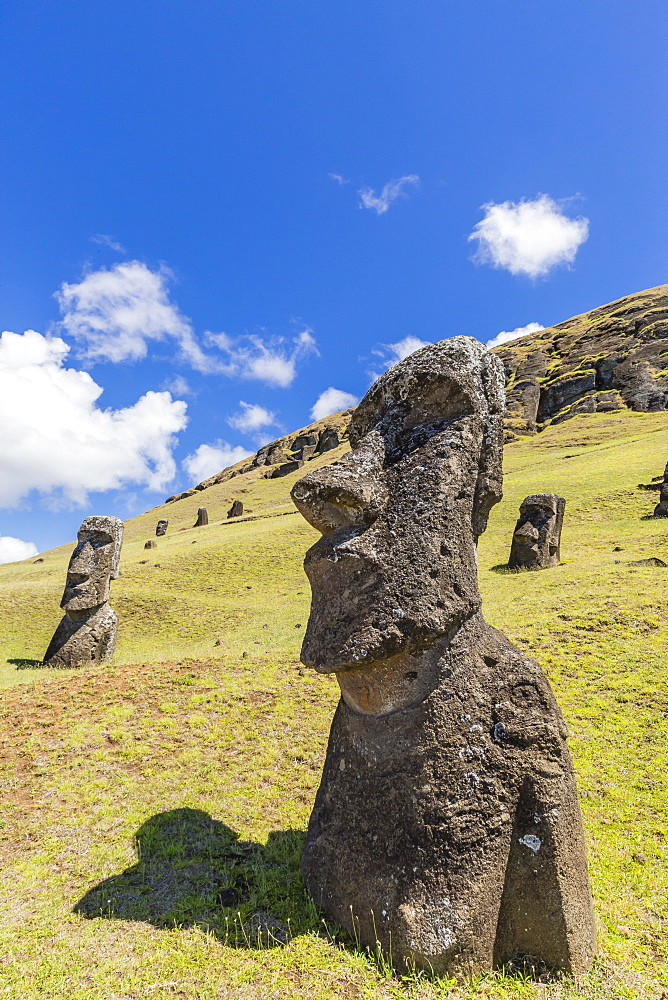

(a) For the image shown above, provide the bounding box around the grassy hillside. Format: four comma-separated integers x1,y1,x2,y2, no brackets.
1,409,667,999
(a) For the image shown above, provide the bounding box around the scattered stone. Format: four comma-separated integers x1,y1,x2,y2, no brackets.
194,507,208,527
139,560,148,564
144,539,157,549
33,557,44,563
627,557,667,567
43,516,123,669
612,546,624,552
508,494,566,571
227,500,244,518
243,910,288,945
632,853,647,865
214,638,223,646
156,519,169,536
291,337,595,976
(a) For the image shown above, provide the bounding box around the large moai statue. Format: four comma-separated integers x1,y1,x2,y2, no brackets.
43,516,123,668
653,461,668,517
291,338,595,977
194,507,208,527
508,494,566,570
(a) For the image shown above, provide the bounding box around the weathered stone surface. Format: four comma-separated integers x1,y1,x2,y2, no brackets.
144,539,158,549
508,495,566,571
291,337,595,976
628,557,667,567
156,519,169,536
227,500,244,518
43,516,123,668
194,507,208,527
269,460,303,479
653,461,668,517
317,427,340,452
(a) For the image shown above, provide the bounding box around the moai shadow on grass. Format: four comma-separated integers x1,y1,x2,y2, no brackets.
74,808,310,946
508,494,566,571
291,337,596,977
43,516,123,668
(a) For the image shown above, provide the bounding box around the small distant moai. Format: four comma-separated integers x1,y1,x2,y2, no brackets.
508,494,566,570
43,516,123,668
227,500,243,518
144,539,157,549
653,461,668,517
156,519,169,536
291,338,595,976
194,507,208,527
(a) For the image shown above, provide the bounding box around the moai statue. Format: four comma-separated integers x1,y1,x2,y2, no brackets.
291,337,595,977
508,494,566,570
144,539,157,549
653,461,668,517
156,519,169,536
227,500,244,518
194,507,208,527
43,516,123,668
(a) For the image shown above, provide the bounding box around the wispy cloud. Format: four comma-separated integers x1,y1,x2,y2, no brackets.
328,172,349,185
182,440,253,483
367,335,431,380
310,387,359,421
486,322,544,350
358,175,420,215
91,234,126,253
161,374,195,396
55,261,317,386
0,329,187,508
227,401,277,434
468,195,589,278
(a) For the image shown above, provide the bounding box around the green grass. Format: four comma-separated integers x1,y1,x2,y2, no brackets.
0,410,667,998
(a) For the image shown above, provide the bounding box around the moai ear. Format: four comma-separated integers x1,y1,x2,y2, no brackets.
471,351,505,540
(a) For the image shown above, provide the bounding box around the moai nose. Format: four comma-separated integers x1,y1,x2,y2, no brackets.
291,455,385,535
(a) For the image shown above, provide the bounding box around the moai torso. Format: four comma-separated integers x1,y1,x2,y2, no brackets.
291,337,595,977
508,494,565,570
43,516,123,668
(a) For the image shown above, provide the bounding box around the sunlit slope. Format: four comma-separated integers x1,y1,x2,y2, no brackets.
1,409,667,687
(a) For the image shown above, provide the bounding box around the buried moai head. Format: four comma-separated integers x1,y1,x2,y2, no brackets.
291,337,505,673
61,516,123,612
508,494,565,570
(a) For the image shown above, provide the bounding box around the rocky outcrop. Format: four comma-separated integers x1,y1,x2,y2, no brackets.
496,285,668,436
291,338,595,976
165,411,351,503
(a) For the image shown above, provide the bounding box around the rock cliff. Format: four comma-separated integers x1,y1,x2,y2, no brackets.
495,285,668,438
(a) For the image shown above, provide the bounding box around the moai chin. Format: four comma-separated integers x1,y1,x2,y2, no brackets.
508,494,566,570
43,515,123,668
291,337,595,977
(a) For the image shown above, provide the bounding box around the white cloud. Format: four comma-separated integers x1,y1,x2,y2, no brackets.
0,536,39,565
91,234,126,253
55,260,205,365
227,401,277,434
55,262,317,386
328,173,349,185
205,327,317,388
161,374,194,396
0,329,188,508
486,322,545,350
310,387,359,422
358,175,420,215
468,194,589,278
182,441,253,483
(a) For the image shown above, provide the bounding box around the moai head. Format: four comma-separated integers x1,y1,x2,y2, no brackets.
291,337,505,674
61,516,123,612
508,494,565,570
156,519,169,536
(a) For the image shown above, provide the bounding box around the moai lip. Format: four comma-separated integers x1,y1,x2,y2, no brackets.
508,494,566,571
291,337,596,977
43,515,123,668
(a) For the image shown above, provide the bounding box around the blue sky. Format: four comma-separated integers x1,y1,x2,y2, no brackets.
1,0,666,558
